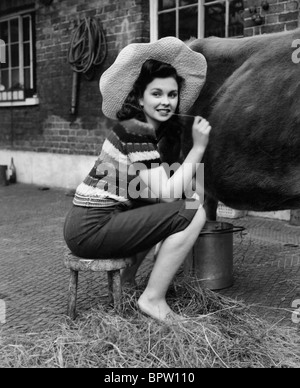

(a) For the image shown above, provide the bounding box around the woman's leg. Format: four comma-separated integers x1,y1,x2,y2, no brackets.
138,205,206,322
64,201,203,302
71,200,199,259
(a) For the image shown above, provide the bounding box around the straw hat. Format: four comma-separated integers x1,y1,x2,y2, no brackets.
100,37,207,120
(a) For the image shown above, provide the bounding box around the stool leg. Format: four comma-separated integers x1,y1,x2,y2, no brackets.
107,270,122,310
107,270,114,305
67,269,78,320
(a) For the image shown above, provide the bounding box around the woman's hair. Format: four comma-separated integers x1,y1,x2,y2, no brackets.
116,59,184,121
117,59,184,164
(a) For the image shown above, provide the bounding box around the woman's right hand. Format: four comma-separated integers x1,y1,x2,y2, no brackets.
192,116,212,151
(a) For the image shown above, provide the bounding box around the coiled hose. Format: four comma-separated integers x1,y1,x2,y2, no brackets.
68,17,107,79
68,17,107,113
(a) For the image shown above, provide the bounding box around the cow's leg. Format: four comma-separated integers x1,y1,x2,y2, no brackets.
204,195,218,221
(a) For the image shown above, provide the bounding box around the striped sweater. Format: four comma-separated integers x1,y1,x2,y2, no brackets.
73,119,162,208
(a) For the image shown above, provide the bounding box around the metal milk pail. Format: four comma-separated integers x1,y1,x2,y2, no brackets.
184,221,245,290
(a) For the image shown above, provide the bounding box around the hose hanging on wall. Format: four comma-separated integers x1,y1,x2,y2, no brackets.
68,17,107,114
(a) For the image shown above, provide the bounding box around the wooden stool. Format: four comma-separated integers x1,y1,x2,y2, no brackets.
63,252,134,320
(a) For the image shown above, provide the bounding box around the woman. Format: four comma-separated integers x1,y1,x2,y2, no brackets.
64,37,211,322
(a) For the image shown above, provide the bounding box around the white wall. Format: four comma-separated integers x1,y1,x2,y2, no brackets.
0,150,95,190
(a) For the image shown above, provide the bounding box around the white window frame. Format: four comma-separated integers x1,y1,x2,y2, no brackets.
150,0,242,42
0,8,38,107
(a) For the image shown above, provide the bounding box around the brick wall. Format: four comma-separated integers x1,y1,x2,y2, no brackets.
244,0,299,36
1,0,299,156
0,0,150,155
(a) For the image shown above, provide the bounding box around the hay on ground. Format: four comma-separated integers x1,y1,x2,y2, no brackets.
0,274,299,368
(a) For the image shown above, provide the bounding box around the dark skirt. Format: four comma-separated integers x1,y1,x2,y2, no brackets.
63,200,199,259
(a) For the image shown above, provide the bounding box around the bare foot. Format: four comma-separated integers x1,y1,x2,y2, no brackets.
137,293,186,323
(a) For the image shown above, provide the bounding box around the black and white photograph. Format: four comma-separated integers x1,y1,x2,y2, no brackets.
0,0,299,369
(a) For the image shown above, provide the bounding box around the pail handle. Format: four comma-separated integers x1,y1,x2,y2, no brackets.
231,226,245,234
200,225,245,235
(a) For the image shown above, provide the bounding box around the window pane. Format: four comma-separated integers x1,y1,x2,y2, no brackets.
24,42,30,67
10,18,19,43
179,0,198,6
0,45,9,69
0,69,8,90
205,3,225,37
229,0,244,37
11,43,19,67
0,21,8,42
11,68,20,89
24,68,30,90
158,0,176,11
158,12,176,37
0,12,35,100
23,16,30,42
179,6,198,40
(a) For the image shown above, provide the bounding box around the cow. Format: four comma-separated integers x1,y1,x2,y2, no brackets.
183,28,300,220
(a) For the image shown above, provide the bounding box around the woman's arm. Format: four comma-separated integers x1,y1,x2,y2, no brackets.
138,117,211,202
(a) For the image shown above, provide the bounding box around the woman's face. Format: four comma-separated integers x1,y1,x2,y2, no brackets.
139,77,179,130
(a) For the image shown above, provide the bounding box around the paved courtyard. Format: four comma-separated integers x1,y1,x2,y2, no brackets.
0,183,299,333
